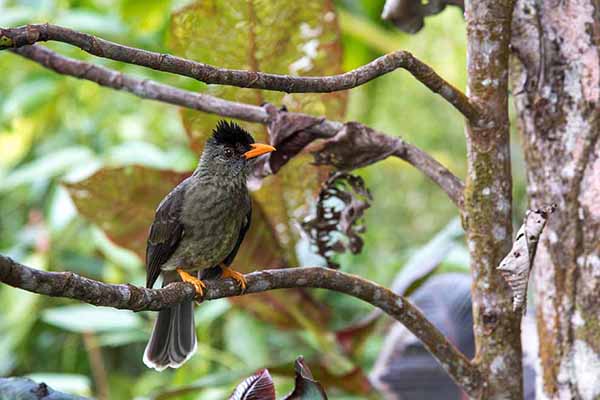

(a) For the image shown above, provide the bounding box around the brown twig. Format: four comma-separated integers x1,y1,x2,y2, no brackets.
0,254,482,397
9,45,464,208
0,24,483,123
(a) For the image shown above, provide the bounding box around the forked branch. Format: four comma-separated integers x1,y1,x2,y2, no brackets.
10,45,464,208
0,23,483,123
0,254,482,397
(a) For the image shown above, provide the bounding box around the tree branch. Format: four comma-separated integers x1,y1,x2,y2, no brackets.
8,44,464,208
0,23,483,124
0,254,482,397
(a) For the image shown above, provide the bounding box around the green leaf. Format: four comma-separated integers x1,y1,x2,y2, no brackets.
42,304,142,333
97,330,148,347
119,0,172,33
54,11,127,37
224,311,269,369
0,147,96,192
1,78,58,121
64,165,189,258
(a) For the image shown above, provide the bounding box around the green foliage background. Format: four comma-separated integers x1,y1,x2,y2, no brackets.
0,0,527,398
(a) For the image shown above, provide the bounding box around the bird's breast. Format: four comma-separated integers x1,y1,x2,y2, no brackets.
175,181,249,269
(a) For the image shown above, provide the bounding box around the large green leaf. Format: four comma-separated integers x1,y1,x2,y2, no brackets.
169,0,347,263
42,304,142,333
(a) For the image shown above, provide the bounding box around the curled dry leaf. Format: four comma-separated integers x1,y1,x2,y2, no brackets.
312,122,403,171
283,356,328,400
381,0,464,34
497,204,557,312
229,369,276,400
302,172,372,269
249,104,325,182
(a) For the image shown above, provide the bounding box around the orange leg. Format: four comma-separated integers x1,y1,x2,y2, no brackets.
176,268,206,298
220,265,247,291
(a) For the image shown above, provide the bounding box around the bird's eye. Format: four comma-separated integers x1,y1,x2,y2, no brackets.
224,148,234,158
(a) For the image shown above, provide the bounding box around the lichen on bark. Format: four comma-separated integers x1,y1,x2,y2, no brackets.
511,0,600,398
464,0,523,398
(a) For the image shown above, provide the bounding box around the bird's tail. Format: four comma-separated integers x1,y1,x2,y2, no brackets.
143,271,197,371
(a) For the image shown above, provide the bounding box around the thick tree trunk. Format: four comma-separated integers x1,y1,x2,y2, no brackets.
511,1,600,399
464,1,524,399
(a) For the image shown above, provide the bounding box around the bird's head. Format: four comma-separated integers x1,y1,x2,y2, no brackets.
199,121,276,178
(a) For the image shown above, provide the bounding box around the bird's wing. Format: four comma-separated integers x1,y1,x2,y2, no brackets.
145,181,187,288
222,208,252,266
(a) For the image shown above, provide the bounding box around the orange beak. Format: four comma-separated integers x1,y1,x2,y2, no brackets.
244,143,276,159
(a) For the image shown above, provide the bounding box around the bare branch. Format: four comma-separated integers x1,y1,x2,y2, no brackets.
10,44,464,208
0,24,483,123
0,254,482,397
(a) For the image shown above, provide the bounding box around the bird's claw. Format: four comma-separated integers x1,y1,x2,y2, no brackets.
176,268,206,299
221,266,247,293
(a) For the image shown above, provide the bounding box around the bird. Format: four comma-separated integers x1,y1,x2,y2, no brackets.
143,120,275,371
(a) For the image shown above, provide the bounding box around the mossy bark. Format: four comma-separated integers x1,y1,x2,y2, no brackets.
464,1,523,399
511,1,600,399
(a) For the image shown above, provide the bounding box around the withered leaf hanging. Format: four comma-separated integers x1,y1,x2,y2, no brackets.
497,204,556,312
312,122,403,171
283,356,328,400
250,104,324,183
302,172,372,269
381,0,464,34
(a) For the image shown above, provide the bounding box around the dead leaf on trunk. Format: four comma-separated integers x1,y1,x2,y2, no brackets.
301,172,372,269
497,204,556,312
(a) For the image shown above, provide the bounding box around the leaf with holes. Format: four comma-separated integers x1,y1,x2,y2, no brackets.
497,204,556,312
301,172,372,269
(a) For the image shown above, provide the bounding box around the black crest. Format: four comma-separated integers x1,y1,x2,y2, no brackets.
211,120,254,147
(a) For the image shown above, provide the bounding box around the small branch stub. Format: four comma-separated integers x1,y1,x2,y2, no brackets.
497,204,557,312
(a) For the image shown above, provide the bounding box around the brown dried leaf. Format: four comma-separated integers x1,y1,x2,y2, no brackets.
301,172,372,269
497,204,557,312
249,104,325,182
283,357,328,400
313,122,402,171
64,166,188,258
229,369,276,400
381,0,464,34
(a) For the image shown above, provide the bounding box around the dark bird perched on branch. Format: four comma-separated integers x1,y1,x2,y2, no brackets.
143,121,275,371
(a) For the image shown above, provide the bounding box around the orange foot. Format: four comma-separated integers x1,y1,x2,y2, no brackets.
176,268,206,298
220,265,247,292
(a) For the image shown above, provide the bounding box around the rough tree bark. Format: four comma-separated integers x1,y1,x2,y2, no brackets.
511,1,600,399
464,1,523,399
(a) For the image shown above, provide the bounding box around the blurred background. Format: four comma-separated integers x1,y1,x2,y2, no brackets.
0,0,528,398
